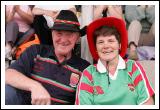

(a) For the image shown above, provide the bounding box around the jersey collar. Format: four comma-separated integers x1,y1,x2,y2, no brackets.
96,55,126,80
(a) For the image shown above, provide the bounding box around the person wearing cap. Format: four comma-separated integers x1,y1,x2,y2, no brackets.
75,17,154,105
5,10,90,105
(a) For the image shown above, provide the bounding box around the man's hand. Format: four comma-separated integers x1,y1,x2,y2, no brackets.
30,83,51,105
5,69,51,105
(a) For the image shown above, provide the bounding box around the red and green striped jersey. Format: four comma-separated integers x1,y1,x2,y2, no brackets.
9,44,90,104
75,56,154,105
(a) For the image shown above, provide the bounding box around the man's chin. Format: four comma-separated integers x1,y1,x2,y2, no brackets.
59,51,70,56
55,48,71,55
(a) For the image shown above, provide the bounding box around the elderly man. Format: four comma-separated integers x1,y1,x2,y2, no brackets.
5,10,90,105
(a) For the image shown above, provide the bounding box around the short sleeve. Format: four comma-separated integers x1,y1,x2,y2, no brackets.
75,67,94,105
131,61,155,104
9,45,39,77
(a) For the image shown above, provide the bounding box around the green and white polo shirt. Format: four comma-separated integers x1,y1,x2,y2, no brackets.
75,56,154,105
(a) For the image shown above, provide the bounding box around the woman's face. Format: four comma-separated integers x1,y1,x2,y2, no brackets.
96,35,120,62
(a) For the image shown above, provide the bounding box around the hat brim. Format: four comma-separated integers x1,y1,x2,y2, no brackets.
51,24,88,37
87,17,128,61
50,23,80,32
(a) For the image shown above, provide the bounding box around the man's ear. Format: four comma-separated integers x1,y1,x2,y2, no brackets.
76,36,80,44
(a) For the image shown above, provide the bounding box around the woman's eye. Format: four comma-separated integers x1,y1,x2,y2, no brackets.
97,41,103,44
108,40,115,43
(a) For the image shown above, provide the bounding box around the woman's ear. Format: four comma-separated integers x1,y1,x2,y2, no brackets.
119,44,121,49
119,44,121,53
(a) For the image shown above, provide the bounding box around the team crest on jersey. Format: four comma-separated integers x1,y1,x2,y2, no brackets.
69,73,80,88
128,83,135,91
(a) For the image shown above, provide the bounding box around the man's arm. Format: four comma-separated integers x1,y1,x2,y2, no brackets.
69,7,77,15
5,68,51,105
93,5,107,20
32,8,58,18
107,5,123,19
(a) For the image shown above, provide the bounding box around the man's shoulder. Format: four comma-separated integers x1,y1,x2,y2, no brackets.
74,56,90,65
72,56,90,70
28,44,52,51
25,44,53,56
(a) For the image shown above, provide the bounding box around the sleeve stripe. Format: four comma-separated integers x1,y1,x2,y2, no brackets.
75,84,80,105
135,62,155,96
133,74,143,86
83,70,93,83
75,76,81,105
75,77,94,105
80,82,94,94
128,63,137,77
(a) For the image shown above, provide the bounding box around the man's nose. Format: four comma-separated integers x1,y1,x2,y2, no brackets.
60,35,69,41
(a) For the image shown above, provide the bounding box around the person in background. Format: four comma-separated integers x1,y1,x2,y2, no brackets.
5,5,34,60
75,17,154,105
5,10,90,105
125,5,155,60
93,5,124,21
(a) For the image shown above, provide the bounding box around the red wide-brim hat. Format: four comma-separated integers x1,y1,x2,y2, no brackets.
87,17,128,61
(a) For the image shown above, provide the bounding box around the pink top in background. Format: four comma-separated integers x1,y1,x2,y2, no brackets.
6,5,31,32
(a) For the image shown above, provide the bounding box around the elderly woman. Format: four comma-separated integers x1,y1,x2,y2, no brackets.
75,17,154,105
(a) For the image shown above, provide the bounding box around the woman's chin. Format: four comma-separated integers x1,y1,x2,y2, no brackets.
100,55,116,61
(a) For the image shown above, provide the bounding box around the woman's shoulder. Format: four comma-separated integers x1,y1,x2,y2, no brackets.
125,59,145,74
83,64,97,74
125,59,143,66
125,59,136,65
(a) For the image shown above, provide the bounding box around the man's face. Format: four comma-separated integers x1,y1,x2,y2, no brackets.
52,30,79,56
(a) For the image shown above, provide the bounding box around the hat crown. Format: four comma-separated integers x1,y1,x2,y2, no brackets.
51,10,80,32
56,10,79,23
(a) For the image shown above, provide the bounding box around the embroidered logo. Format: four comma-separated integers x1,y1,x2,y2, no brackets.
94,86,104,95
128,83,135,91
69,73,80,88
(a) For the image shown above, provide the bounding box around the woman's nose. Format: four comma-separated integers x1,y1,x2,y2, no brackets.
103,46,110,50
103,42,110,48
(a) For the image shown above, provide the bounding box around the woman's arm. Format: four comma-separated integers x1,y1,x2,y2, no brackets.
15,5,34,24
6,5,16,23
